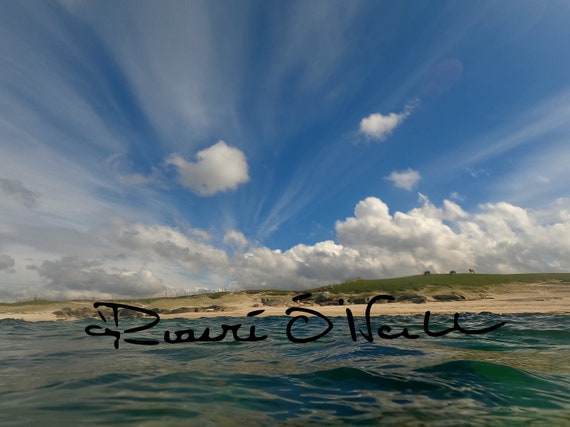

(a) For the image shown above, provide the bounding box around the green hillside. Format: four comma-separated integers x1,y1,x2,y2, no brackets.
315,273,570,295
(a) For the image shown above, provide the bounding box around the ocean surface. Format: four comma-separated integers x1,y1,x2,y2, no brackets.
1,310,569,426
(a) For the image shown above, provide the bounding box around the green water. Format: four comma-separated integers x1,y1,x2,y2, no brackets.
1,313,569,425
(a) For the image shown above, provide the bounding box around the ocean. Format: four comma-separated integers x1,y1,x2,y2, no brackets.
1,311,569,426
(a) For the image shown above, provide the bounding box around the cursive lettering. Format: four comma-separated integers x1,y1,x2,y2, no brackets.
84,302,160,349
164,310,268,343
285,293,334,343
84,295,507,349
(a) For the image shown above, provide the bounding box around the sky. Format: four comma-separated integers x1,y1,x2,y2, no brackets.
1,0,570,301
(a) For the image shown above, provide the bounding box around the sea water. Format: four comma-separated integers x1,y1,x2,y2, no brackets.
1,312,569,426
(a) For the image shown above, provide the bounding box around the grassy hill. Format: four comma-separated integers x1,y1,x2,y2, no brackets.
314,273,570,295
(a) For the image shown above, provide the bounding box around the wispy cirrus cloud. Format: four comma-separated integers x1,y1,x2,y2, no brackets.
422,87,570,207
1,2,569,302
63,0,247,149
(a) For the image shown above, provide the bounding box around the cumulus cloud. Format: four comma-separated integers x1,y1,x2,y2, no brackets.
30,256,166,299
359,105,413,140
166,141,249,196
0,178,38,208
228,196,570,290
386,168,421,190
108,221,229,273
4,195,570,300
334,197,472,273
336,196,570,275
223,229,248,250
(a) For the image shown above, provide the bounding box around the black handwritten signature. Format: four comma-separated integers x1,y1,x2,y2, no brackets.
85,293,507,349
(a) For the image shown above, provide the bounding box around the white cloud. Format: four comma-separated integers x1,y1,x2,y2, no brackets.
166,141,249,196
334,196,570,275
359,105,412,140
229,196,570,290
106,220,230,272
442,199,468,220
386,168,421,190
223,229,248,250
30,256,166,299
2,194,570,301
449,191,463,201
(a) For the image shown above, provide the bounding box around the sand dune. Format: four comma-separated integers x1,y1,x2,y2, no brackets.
1,281,569,322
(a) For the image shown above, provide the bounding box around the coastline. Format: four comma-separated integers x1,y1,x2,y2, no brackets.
1,281,569,322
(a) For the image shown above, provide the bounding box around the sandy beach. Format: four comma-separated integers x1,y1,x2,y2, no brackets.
1,281,569,322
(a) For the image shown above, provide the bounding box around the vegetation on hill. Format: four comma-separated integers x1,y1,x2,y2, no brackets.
315,273,570,295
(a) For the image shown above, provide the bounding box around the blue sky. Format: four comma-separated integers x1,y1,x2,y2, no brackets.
1,1,570,300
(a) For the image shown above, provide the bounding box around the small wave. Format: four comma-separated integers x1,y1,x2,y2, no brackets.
418,360,569,410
